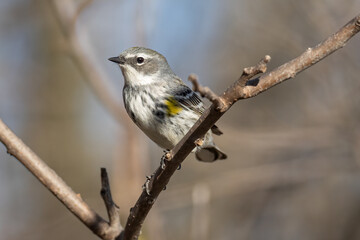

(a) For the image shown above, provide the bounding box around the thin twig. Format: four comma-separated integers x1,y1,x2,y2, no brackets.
239,55,271,87
121,14,360,240
188,74,222,104
188,55,271,111
100,168,123,239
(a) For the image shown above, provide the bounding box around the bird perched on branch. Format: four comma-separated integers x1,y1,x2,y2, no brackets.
109,47,226,162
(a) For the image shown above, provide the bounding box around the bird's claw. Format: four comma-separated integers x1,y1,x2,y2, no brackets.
195,138,204,147
160,149,172,169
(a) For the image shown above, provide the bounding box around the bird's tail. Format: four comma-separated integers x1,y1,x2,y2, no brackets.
195,146,227,162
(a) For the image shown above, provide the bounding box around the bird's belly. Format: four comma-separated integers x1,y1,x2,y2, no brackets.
123,88,200,149
140,112,197,150
128,104,198,149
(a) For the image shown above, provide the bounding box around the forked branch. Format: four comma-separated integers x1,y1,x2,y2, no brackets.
0,119,122,240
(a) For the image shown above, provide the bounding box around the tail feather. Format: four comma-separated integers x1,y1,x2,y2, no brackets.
195,146,227,162
211,125,223,135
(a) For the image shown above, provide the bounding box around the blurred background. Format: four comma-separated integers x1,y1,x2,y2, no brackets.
1,0,360,239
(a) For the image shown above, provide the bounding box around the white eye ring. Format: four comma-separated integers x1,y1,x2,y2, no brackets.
136,56,145,65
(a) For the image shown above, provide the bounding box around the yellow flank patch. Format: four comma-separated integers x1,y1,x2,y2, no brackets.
164,97,182,116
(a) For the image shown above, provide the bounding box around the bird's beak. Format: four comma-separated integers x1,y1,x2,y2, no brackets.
108,56,125,64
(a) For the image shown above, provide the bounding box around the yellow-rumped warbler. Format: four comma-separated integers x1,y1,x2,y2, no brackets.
109,47,226,162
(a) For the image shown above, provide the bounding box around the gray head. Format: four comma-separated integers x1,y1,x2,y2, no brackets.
109,47,175,86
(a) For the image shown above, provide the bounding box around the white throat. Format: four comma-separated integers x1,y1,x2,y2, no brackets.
121,65,158,86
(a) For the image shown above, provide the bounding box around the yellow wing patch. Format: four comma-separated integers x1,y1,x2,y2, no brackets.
164,97,182,116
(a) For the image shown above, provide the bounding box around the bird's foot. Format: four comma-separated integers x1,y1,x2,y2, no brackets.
160,149,173,169
195,138,204,147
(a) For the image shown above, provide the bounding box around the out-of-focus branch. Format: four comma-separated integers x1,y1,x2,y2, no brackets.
0,119,121,240
121,14,360,240
48,0,130,125
71,0,93,32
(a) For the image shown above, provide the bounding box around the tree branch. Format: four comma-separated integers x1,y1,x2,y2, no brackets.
188,74,223,107
0,119,122,239
121,14,360,240
1,10,359,240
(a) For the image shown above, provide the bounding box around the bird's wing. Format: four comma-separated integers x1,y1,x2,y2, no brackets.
170,84,205,115
168,82,224,135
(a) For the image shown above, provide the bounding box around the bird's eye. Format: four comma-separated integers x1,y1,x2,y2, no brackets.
136,57,144,64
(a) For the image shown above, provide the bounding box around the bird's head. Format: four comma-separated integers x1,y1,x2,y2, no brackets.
109,47,175,86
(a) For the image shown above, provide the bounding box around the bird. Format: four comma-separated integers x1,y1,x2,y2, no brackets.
108,47,226,162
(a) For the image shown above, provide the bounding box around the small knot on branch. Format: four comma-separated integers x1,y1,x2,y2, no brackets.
242,55,271,75
219,55,272,110
259,55,271,72
263,55,271,62
188,74,226,111
356,16,360,29
239,55,271,87
143,174,156,196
